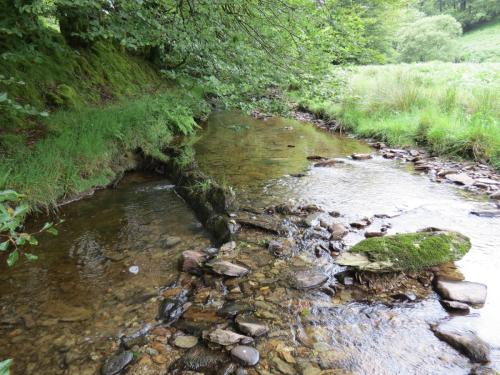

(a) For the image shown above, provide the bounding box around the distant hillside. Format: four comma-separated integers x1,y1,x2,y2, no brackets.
458,19,500,62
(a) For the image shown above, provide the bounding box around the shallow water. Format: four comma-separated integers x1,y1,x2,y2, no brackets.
0,173,210,374
194,111,500,372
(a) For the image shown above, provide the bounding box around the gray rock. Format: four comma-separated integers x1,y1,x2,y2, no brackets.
235,316,269,337
101,351,133,375
291,270,328,289
168,345,229,373
489,190,500,200
432,322,490,363
470,209,500,218
272,357,296,375
208,260,249,277
328,223,348,240
231,345,260,366
436,280,487,305
205,329,252,346
351,153,372,160
440,300,470,313
173,335,198,349
220,241,237,253
162,236,182,248
446,173,474,186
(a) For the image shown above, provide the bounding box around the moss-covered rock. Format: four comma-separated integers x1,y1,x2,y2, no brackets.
337,230,471,272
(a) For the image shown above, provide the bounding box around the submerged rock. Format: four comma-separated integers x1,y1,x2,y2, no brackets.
208,260,249,277
235,316,269,337
435,280,487,305
432,322,490,363
290,270,328,289
231,346,260,366
173,335,198,349
158,289,189,324
169,345,229,374
101,351,133,375
337,230,471,272
205,328,252,346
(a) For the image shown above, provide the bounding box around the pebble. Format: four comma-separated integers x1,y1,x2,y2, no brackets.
173,335,198,349
128,266,139,274
231,345,260,366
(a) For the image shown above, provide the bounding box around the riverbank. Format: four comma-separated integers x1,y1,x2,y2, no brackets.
289,62,500,170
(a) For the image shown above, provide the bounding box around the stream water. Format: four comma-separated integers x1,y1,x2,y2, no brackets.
1,111,498,374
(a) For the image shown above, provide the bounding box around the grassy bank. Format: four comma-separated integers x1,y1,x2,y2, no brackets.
457,19,500,62
292,62,500,169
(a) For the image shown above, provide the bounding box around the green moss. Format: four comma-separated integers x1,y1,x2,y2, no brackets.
349,231,471,271
46,84,80,109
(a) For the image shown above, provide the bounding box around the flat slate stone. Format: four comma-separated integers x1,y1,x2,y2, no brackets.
436,280,487,305
291,270,328,289
205,329,252,346
235,316,269,337
440,300,470,313
433,322,490,363
208,260,249,277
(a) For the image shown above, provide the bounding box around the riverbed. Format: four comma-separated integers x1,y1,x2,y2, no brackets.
1,111,498,374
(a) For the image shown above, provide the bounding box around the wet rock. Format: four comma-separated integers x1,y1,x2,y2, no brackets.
440,300,470,313
121,325,151,349
432,322,490,363
169,345,229,374
446,173,475,186
162,236,182,248
208,260,249,277
470,209,500,218
303,212,323,227
173,335,198,349
307,155,327,160
392,292,417,302
218,302,255,318
158,289,189,324
235,316,269,337
313,159,341,167
365,231,385,238
334,270,354,286
290,270,328,289
489,190,500,200
205,328,252,346
328,223,348,240
435,280,487,305
351,153,372,160
272,357,296,375
236,211,283,234
268,239,295,258
350,218,371,229
181,250,208,275
337,230,471,272
470,365,498,375
231,346,260,366
220,241,237,253
101,351,133,375
44,302,93,322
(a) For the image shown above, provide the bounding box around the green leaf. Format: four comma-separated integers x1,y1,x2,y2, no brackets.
25,253,38,261
13,203,29,219
7,250,19,267
47,227,58,235
28,236,38,246
0,190,23,202
0,93,7,103
41,222,53,231
0,358,13,375
0,241,9,251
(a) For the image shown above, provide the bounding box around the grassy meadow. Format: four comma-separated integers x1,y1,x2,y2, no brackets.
294,62,500,169
457,20,500,62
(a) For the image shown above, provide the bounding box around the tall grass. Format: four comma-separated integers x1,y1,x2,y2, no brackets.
0,91,210,209
457,19,500,63
294,62,500,169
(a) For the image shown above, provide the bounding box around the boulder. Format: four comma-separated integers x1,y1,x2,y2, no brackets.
328,223,348,240
231,346,260,366
432,322,490,363
435,280,487,305
336,230,471,272
208,260,249,277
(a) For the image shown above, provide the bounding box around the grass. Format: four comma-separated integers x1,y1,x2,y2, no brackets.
0,90,210,209
457,19,500,63
292,62,500,169
350,231,471,271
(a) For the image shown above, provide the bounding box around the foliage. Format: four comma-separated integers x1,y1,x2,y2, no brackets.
0,190,61,266
291,62,500,169
0,359,12,375
396,15,462,62
418,0,500,30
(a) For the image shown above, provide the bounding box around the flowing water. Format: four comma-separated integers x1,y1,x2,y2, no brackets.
1,111,499,374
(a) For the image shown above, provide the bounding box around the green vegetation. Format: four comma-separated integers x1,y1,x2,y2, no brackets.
349,231,471,271
457,19,500,62
293,62,500,169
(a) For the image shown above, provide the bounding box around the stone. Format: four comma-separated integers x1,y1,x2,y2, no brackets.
173,335,198,349
101,351,133,375
268,239,295,258
44,302,92,322
162,236,182,248
391,292,417,302
435,280,487,305
208,260,249,277
231,345,260,366
365,231,385,238
205,329,252,346
180,250,207,275
290,270,328,289
218,302,255,318
121,325,151,349
128,265,139,274
489,190,500,200
328,223,348,240
334,271,354,286
307,155,327,160
272,357,296,375
470,210,500,218
313,159,340,167
446,173,475,186
440,300,470,313
351,153,372,160
350,218,371,229
158,289,189,324
220,241,237,253
336,230,471,272
432,322,490,363
235,316,269,337
168,345,229,373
